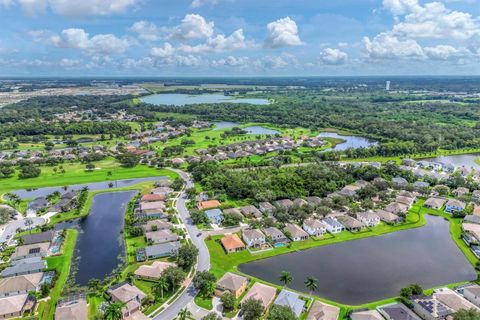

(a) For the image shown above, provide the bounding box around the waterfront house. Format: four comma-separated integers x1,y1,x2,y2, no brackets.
424,197,447,210
303,218,326,236
240,205,262,219
275,199,294,210
350,310,384,320
198,200,221,210
134,210,168,220
356,211,380,227
108,282,146,319
141,194,166,202
433,288,479,312
336,215,364,232
374,209,401,224
140,220,173,232
241,282,277,311
396,196,415,207
215,272,249,298
151,187,174,196
205,209,223,225
21,231,55,246
384,202,409,215
410,296,454,320
463,284,480,307
262,227,288,245
26,197,49,216
306,300,340,320
0,294,35,320
378,302,421,320
145,230,179,244
259,202,274,214
274,289,306,317
140,201,166,213
136,241,180,261
134,261,176,280
0,272,44,297
11,242,50,260
323,217,344,234
284,223,309,241
55,295,88,320
445,199,466,214
242,229,266,248
464,215,480,225
220,234,246,253
1,257,46,277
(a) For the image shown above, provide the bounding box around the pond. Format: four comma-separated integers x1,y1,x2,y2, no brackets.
56,191,136,285
425,153,480,170
13,176,166,199
318,132,377,151
238,215,476,305
140,93,269,106
213,121,239,130
243,126,280,135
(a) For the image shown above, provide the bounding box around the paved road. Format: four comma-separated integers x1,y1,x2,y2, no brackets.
0,215,46,244
153,169,210,320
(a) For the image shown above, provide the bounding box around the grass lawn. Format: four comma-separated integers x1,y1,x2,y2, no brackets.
0,158,177,195
37,229,78,320
194,295,214,310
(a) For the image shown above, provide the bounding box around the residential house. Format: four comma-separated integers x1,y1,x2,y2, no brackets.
240,205,262,219
145,230,178,244
374,209,401,224
350,310,384,320
274,289,306,318
306,196,322,206
263,227,288,245
454,187,470,198
356,211,380,227
242,229,266,248
108,282,147,319
413,181,430,191
338,185,360,197
293,198,308,207
463,284,480,308
402,159,416,166
140,220,172,232
205,209,223,225
303,218,326,237
336,216,364,232
424,198,447,210
134,261,176,280
151,187,174,196
472,191,480,203
410,296,454,320
445,199,466,214
392,177,408,188
241,282,277,311
26,198,49,216
141,194,166,202
0,272,44,297
220,234,246,253
323,217,344,234
384,202,409,215
55,295,88,320
306,300,340,320
259,202,274,214
378,302,421,320
11,242,50,260
396,196,415,207
223,208,244,220
21,231,55,246
215,272,249,298
0,294,35,320
464,215,480,225
275,199,294,210
136,241,180,261
140,201,166,213
198,200,221,210
284,223,309,241
1,257,46,277
49,192,77,213
433,288,479,312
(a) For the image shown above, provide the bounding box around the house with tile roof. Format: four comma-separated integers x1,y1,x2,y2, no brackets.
215,272,249,298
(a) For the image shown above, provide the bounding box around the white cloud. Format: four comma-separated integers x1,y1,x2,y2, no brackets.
383,0,420,16
178,29,252,53
423,45,465,60
212,55,250,68
191,0,217,8
363,32,425,59
150,43,176,58
255,53,298,69
321,48,348,65
58,58,81,67
169,14,214,41
10,0,136,16
264,17,303,48
130,21,160,41
18,0,47,16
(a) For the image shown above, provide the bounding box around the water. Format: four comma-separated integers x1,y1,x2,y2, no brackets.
140,93,269,106
238,215,476,305
56,191,136,285
213,121,239,130
318,132,377,151
243,126,280,135
425,153,480,170
13,176,166,199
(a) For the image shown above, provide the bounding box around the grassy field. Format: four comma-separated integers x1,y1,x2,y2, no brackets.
0,159,177,195
37,229,78,320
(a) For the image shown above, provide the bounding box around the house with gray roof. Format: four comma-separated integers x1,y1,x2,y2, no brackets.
27,198,49,216
1,257,46,277
463,284,480,308
259,202,274,213
445,199,466,214
275,199,294,210
274,289,306,317
464,215,480,225
323,217,344,234
205,209,223,225
242,229,266,248
284,223,309,241
240,205,262,219
374,209,401,224
378,302,421,320
136,241,180,261
392,177,408,188
263,227,288,245
424,197,447,210
336,215,364,232
303,218,326,236
306,196,322,206
21,231,55,246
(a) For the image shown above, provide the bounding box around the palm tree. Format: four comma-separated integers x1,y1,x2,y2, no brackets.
103,302,123,320
279,271,292,288
153,277,170,299
177,307,192,320
304,276,318,295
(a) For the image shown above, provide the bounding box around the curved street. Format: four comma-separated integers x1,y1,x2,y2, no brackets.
153,169,211,320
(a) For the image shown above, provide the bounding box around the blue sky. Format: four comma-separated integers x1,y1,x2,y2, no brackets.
0,0,479,76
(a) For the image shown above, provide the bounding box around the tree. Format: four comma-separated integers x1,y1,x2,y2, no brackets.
400,283,423,298
304,276,318,295
116,152,140,168
267,305,297,320
162,266,186,291
220,292,236,311
18,165,41,179
193,271,216,297
176,243,199,271
171,177,184,191
103,302,123,320
279,271,293,288
86,163,95,171
242,298,264,320
201,313,222,320
153,277,169,299
454,308,480,320
177,308,193,320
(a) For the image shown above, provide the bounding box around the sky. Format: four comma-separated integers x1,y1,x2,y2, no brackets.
0,0,479,76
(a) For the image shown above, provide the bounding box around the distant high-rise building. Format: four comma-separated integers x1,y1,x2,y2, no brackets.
386,81,391,91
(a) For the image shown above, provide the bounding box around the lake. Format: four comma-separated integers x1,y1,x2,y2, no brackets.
425,153,480,170
13,176,166,199
213,121,239,130
318,132,377,151
238,215,476,305
57,191,136,285
244,126,280,135
140,93,269,106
